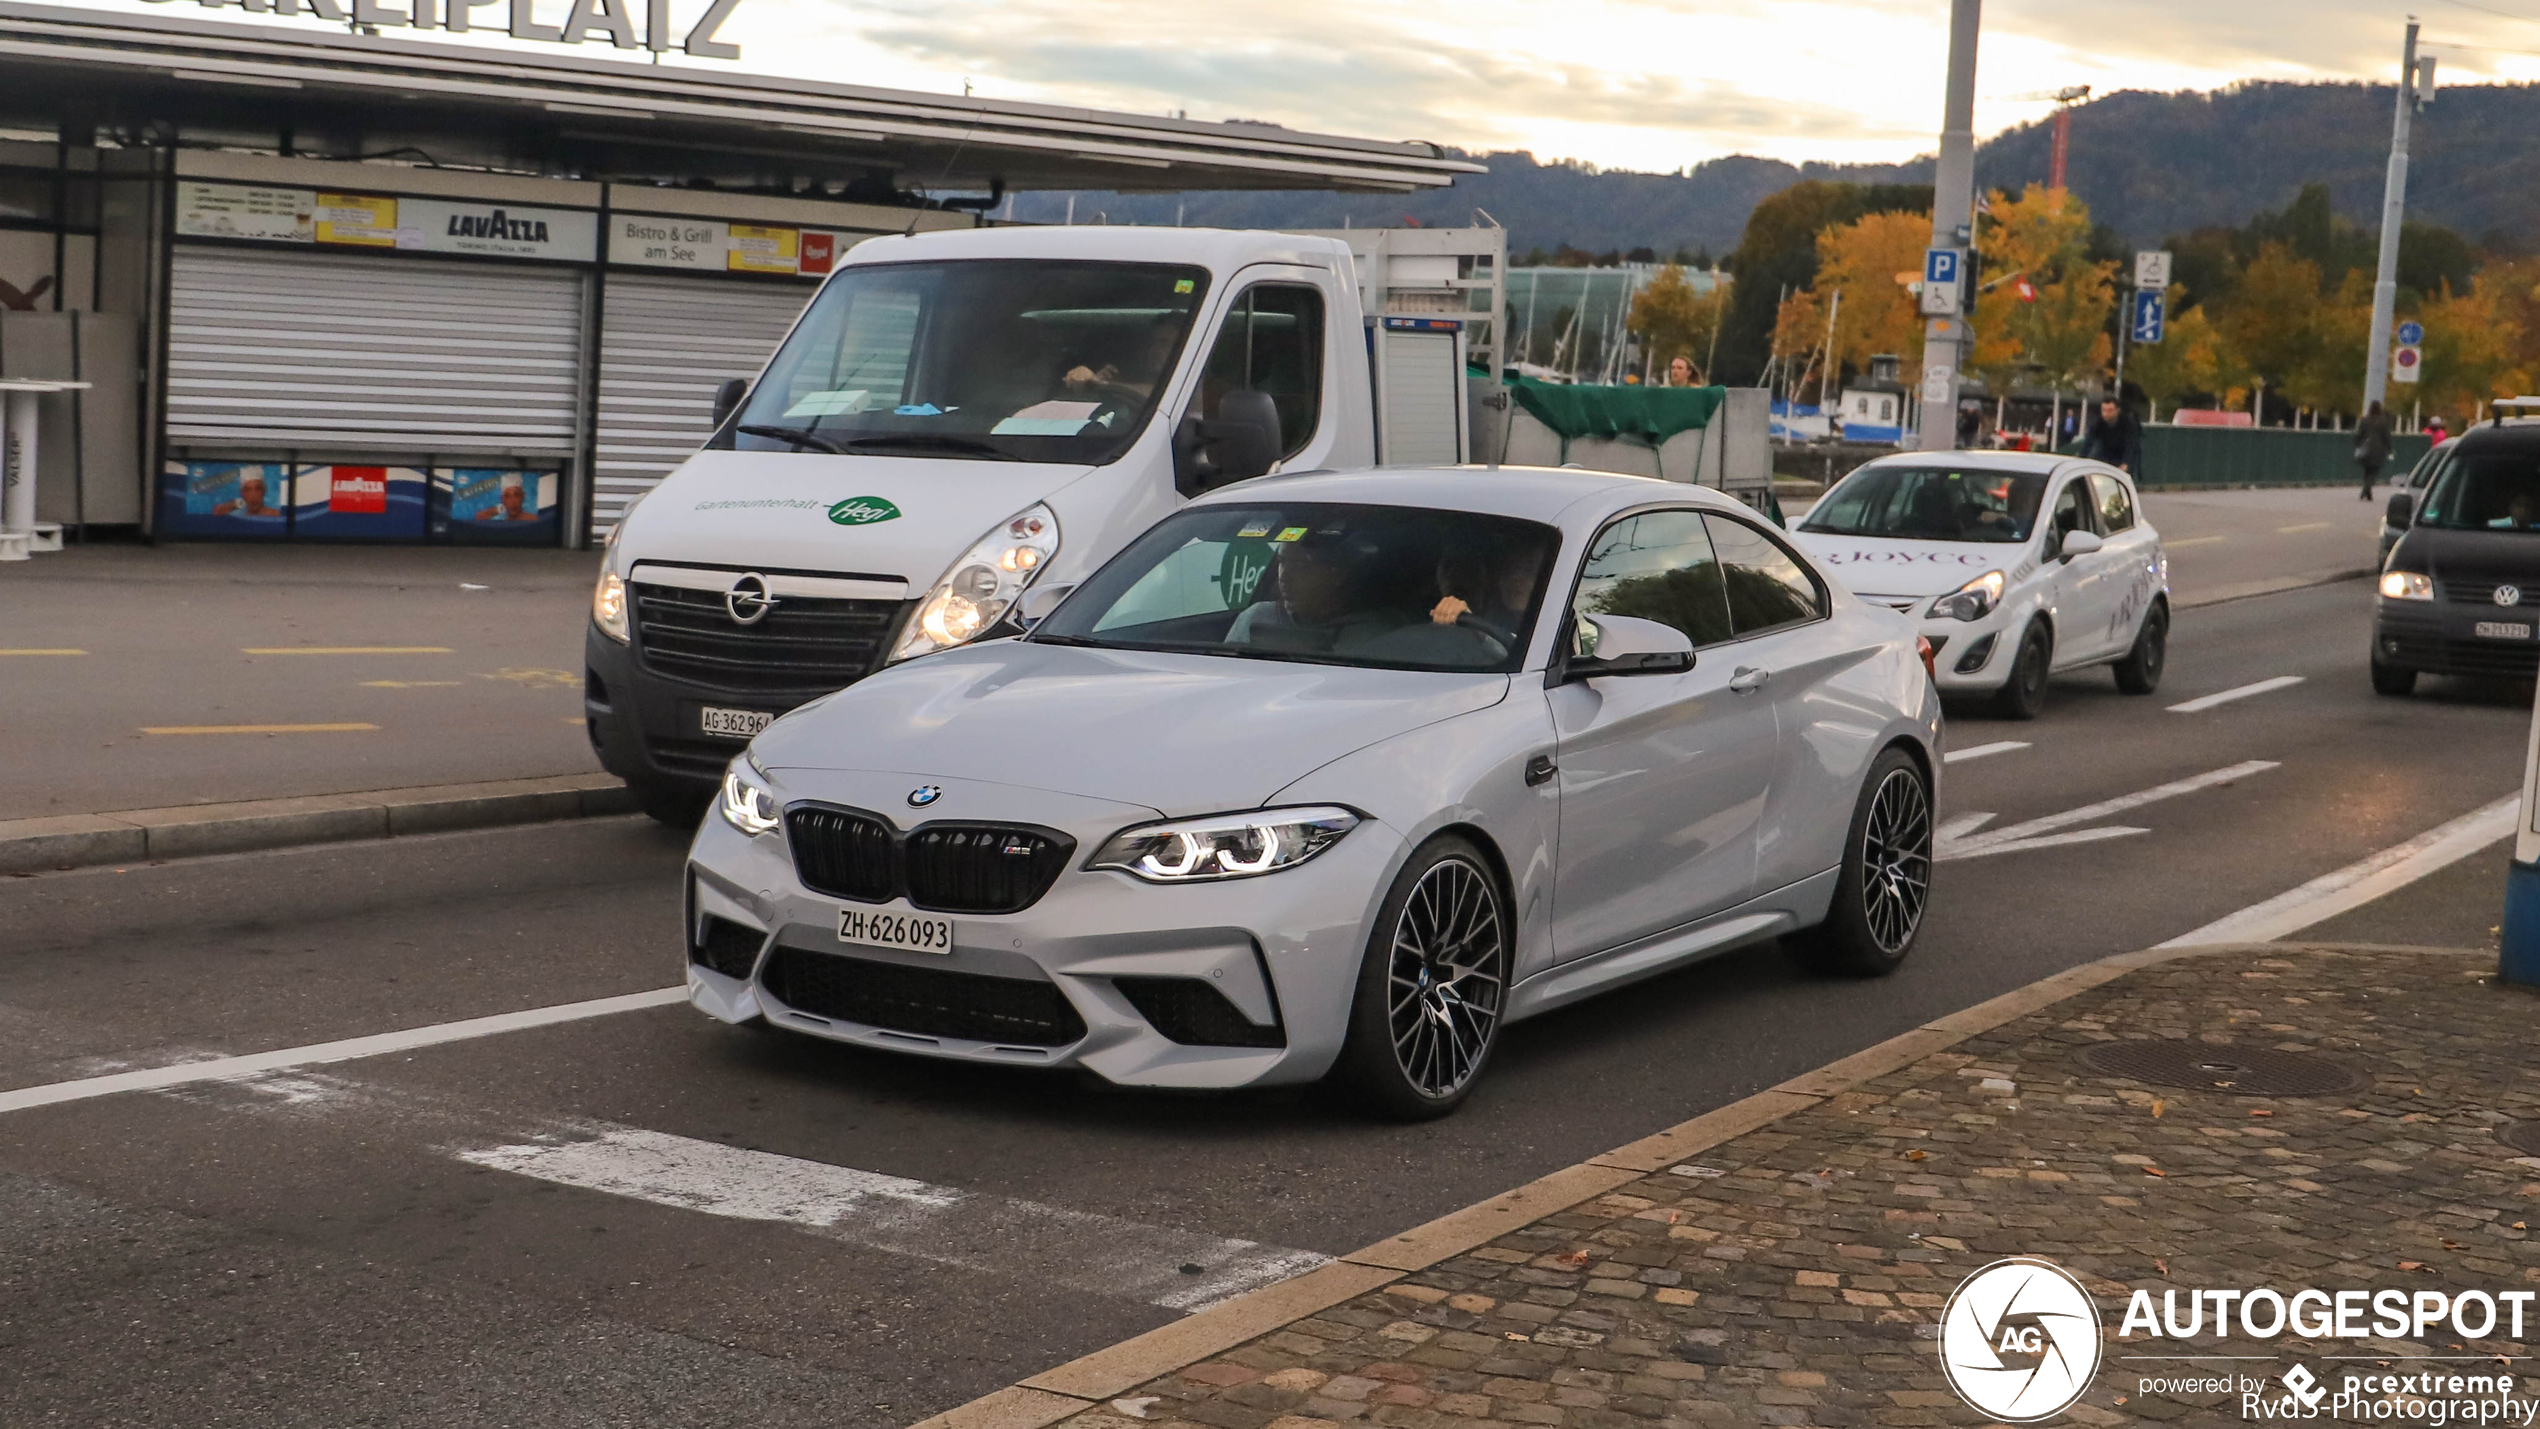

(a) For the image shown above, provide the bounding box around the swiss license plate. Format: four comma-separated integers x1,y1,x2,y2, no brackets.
700,705,775,739
838,906,956,956
2475,621,2533,641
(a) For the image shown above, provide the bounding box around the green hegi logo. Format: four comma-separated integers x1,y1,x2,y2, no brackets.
827,496,902,526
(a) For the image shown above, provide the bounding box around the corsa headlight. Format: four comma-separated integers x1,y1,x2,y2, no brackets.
1090,806,1360,883
893,504,1060,661
718,754,782,837
1928,569,2006,622
2378,569,2434,601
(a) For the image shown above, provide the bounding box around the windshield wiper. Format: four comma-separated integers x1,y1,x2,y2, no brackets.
1026,632,1109,648
734,423,851,455
840,434,1018,460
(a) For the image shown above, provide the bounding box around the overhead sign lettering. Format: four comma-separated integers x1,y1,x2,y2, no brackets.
608,213,861,276
138,0,748,60
176,182,598,261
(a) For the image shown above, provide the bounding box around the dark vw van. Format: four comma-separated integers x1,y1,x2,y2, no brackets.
2374,403,2540,694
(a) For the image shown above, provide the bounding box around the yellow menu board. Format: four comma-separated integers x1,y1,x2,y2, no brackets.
315,194,399,247
727,223,799,274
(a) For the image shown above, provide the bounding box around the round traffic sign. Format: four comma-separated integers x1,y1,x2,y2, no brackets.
2397,320,2425,345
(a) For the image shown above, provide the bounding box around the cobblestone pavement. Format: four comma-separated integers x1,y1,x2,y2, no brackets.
1042,946,2540,1428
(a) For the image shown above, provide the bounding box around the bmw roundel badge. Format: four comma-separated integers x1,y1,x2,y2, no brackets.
908,785,942,807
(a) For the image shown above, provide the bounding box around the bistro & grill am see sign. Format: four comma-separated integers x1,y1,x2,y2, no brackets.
140,0,748,59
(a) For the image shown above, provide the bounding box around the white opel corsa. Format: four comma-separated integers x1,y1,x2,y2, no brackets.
1789,452,2170,718
685,467,1942,1117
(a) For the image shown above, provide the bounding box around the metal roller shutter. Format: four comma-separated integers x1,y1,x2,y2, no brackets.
1378,330,1462,465
592,272,813,534
166,247,587,455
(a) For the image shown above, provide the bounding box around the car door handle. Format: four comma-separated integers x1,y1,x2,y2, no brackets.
1525,754,1558,787
1728,667,1771,694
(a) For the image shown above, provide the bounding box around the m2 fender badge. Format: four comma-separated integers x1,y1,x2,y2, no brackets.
907,785,942,807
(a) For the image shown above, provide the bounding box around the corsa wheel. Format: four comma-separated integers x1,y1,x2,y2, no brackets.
1333,836,1510,1119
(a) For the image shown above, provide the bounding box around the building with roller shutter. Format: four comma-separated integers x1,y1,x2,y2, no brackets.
0,1,1477,549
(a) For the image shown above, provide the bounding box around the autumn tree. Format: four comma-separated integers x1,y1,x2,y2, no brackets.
2414,276,2525,427
2282,269,2372,418
1628,265,1731,380
1971,184,2115,404
1812,210,1927,373
2216,242,2323,420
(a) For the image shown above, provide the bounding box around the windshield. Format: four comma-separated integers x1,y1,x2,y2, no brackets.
1801,466,2048,543
1033,503,1559,673
728,259,1209,465
2416,446,2540,531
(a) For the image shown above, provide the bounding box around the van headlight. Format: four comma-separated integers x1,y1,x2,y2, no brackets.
719,755,782,837
892,504,1060,661
592,570,630,643
1090,807,1360,883
1928,570,2006,622
2378,569,2434,601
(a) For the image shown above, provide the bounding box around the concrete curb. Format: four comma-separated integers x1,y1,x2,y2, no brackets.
907,938,2458,1429
0,773,638,874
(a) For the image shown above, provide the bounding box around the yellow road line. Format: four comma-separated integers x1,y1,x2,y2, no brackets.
361,680,465,688
240,646,453,655
2275,521,2332,534
562,716,587,725
142,723,380,735
0,648,85,655
2166,535,2227,547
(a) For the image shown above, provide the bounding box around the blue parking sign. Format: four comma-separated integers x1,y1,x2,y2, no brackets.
2130,289,2166,344
1925,248,1960,286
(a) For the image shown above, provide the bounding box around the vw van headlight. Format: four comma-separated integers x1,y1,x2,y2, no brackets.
893,504,1060,661
2378,569,2434,601
1928,570,2005,622
1090,807,1360,883
719,754,781,837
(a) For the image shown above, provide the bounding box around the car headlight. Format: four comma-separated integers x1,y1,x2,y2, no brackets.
2378,569,2434,601
718,755,781,837
893,504,1060,661
1090,806,1360,883
1927,570,2006,622
592,569,630,643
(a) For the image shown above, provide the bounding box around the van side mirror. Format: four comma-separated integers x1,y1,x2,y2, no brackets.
1017,582,1078,629
1173,391,1282,495
2386,492,2414,528
1564,615,1695,680
711,377,749,431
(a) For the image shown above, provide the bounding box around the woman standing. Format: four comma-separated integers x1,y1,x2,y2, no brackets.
2356,400,2394,499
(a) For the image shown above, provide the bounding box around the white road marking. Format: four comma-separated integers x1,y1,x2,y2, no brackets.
2166,535,2227,548
1940,826,2150,861
0,986,686,1116
2159,794,2518,947
1936,812,1997,842
1937,760,2278,862
460,1127,1329,1314
2168,675,2306,713
1943,741,2031,765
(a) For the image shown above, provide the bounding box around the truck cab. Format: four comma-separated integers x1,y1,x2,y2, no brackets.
583,225,1474,820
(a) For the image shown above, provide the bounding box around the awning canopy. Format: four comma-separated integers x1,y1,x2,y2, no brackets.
0,3,1485,195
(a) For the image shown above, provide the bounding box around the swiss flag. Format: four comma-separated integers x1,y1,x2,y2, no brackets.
2012,275,2039,304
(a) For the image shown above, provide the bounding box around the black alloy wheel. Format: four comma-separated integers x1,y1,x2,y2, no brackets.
1787,746,1932,977
1334,837,1510,1119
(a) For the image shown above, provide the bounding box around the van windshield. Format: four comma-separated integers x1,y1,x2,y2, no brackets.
2415,446,2540,531
1801,466,2047,543
727,259,1209,466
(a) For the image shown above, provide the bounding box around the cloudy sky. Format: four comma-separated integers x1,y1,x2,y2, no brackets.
49,0,2540,169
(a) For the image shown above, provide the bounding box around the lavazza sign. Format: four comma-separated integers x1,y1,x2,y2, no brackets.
140,0,750,59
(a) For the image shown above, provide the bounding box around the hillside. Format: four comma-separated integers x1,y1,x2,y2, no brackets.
1017,81,2540,256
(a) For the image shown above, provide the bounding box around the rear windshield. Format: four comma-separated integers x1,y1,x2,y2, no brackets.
2416,445,2540,531
1800,466,2047,543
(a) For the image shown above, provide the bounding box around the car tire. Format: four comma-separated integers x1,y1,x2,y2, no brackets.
2369,653,2418,697
1786,746,1932,978
1990,622,2053,720
2112,600,2168,695
1331,835,1511,1121
632,775,712,828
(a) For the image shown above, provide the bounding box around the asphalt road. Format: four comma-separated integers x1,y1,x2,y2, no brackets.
0,482,2382,823
1,570,2528,1426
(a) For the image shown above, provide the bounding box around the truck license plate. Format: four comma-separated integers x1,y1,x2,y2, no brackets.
838,907,956,956
2475,621,2532,641
700,705,775,739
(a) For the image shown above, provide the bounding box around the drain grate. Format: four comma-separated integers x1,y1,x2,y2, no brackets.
2501,1121,2540,1157
2075,1039,2368,1096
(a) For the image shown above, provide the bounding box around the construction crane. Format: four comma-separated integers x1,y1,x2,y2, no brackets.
2002,85,2092,189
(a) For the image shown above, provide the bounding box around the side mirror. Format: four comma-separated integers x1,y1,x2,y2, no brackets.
1016,582,1078,629
1172,390,1283,495
711,377,749,431
1566,614,1695,680
2386,492,2415,528
2057,529,2104,561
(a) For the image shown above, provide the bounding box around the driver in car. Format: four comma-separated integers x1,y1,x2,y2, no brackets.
1227,532,1394,653
1431,539,1545,646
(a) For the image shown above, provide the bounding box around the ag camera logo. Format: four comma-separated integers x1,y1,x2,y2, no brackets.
1939,1256,2103,1422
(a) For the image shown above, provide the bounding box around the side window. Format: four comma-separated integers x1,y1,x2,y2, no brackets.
1705,515,1827,635
2089,472,2136,532
1198,284,1325,457
2050,479,2093,538
1571,510,1733,651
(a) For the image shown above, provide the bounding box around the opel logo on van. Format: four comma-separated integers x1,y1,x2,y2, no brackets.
2497,584,2523,607
725,573,779,626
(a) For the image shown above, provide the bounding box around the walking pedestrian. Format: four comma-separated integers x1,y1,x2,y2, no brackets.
2081,397,2143,475
2425,413,2448,445
1955,403,1981,448
2355,400,2394,500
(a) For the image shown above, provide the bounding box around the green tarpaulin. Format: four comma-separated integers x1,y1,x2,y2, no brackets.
1505,377,1725,447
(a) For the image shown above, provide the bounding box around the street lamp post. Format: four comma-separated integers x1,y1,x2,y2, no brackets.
1914,0,1981,451
2362,22,2434,416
